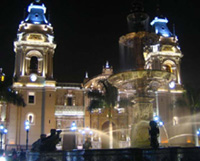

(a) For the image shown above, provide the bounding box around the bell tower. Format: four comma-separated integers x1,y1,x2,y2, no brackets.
13,0,56,85
144,13,183,86
9,0,57,146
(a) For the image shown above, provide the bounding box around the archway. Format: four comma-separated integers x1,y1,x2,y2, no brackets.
162,60,176,74
30,56,38,73
101,121,117,149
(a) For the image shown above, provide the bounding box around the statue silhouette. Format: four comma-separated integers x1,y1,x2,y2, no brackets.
31,129,62,152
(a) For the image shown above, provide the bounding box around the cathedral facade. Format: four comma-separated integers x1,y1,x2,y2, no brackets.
1,1,193,150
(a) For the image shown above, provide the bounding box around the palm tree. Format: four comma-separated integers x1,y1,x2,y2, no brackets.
87,79,118,148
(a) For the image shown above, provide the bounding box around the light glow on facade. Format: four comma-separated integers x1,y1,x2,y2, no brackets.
30,74,37,82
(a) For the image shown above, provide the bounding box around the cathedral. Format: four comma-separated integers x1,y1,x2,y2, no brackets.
0,0,194,150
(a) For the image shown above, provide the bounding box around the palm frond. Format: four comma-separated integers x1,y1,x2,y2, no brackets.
0,78,26,107
88,99,104,112
87,79,118,112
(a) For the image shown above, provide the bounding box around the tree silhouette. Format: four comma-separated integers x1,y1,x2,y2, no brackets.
0,76,26,107
87,79,118,148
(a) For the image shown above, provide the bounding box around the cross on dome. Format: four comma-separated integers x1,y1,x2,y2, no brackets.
85,72,88,79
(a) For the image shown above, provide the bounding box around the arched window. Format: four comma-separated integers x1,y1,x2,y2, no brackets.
165,64,172,73
162,60,175,73
30,56,38,73
26,50,43,75
64,93,76,106
27,113,35,124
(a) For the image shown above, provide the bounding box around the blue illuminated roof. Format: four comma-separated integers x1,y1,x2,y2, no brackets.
25,2,48,24
150,17,172,37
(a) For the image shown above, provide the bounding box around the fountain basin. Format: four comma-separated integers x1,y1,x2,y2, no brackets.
108,70,175,147
108,70,175,90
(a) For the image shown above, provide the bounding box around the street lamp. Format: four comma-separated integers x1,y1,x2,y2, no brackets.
79,127,93,149
153,115,164,127
153,115,164,145
197,129,200,136
70,121,77,149
70,121,77,131
0,124,7,149
25,120,30,151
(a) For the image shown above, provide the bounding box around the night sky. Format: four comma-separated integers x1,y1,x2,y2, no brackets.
0,0,199,87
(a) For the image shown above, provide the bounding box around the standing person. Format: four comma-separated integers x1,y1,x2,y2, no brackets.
12,149,17,161
19,149,26,161
83,137,92,150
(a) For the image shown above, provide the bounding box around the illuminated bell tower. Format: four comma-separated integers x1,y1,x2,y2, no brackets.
143,13,191,146
144,15,183,85
10,0,57,146
13,0,56,84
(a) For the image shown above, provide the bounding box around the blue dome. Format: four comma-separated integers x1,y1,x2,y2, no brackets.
150,17,172,37
25,3,48,24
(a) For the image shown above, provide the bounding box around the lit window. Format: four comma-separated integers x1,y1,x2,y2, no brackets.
165,65,172,73
153,45,158,52
162,60,176,73
27,113,35,124
64,93,75,106
173,116,178,126
28,92,35,104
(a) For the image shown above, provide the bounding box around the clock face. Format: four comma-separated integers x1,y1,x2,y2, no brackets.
169,81,175,89
30,74,37,82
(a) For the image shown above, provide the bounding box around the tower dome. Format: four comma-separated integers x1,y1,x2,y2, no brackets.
13,0,56,82
150,3,172,37
25,0,48,24
150,17,172,37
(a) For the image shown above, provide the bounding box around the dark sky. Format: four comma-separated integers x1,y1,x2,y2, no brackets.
0,0,200,87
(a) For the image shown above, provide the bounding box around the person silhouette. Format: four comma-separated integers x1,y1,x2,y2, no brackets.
149,120,159,149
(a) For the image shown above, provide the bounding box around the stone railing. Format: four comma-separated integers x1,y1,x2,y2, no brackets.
28,147,200,161
55,105,84,116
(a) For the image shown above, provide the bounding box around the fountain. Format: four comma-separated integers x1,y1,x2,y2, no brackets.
27,1,200,160
107,1,186,148
108,69,175,148
108,14,175,147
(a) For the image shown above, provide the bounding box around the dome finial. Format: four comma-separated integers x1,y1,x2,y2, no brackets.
130,0,144,13
85,72,88,79
156,0,163,18
106,61,110,68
